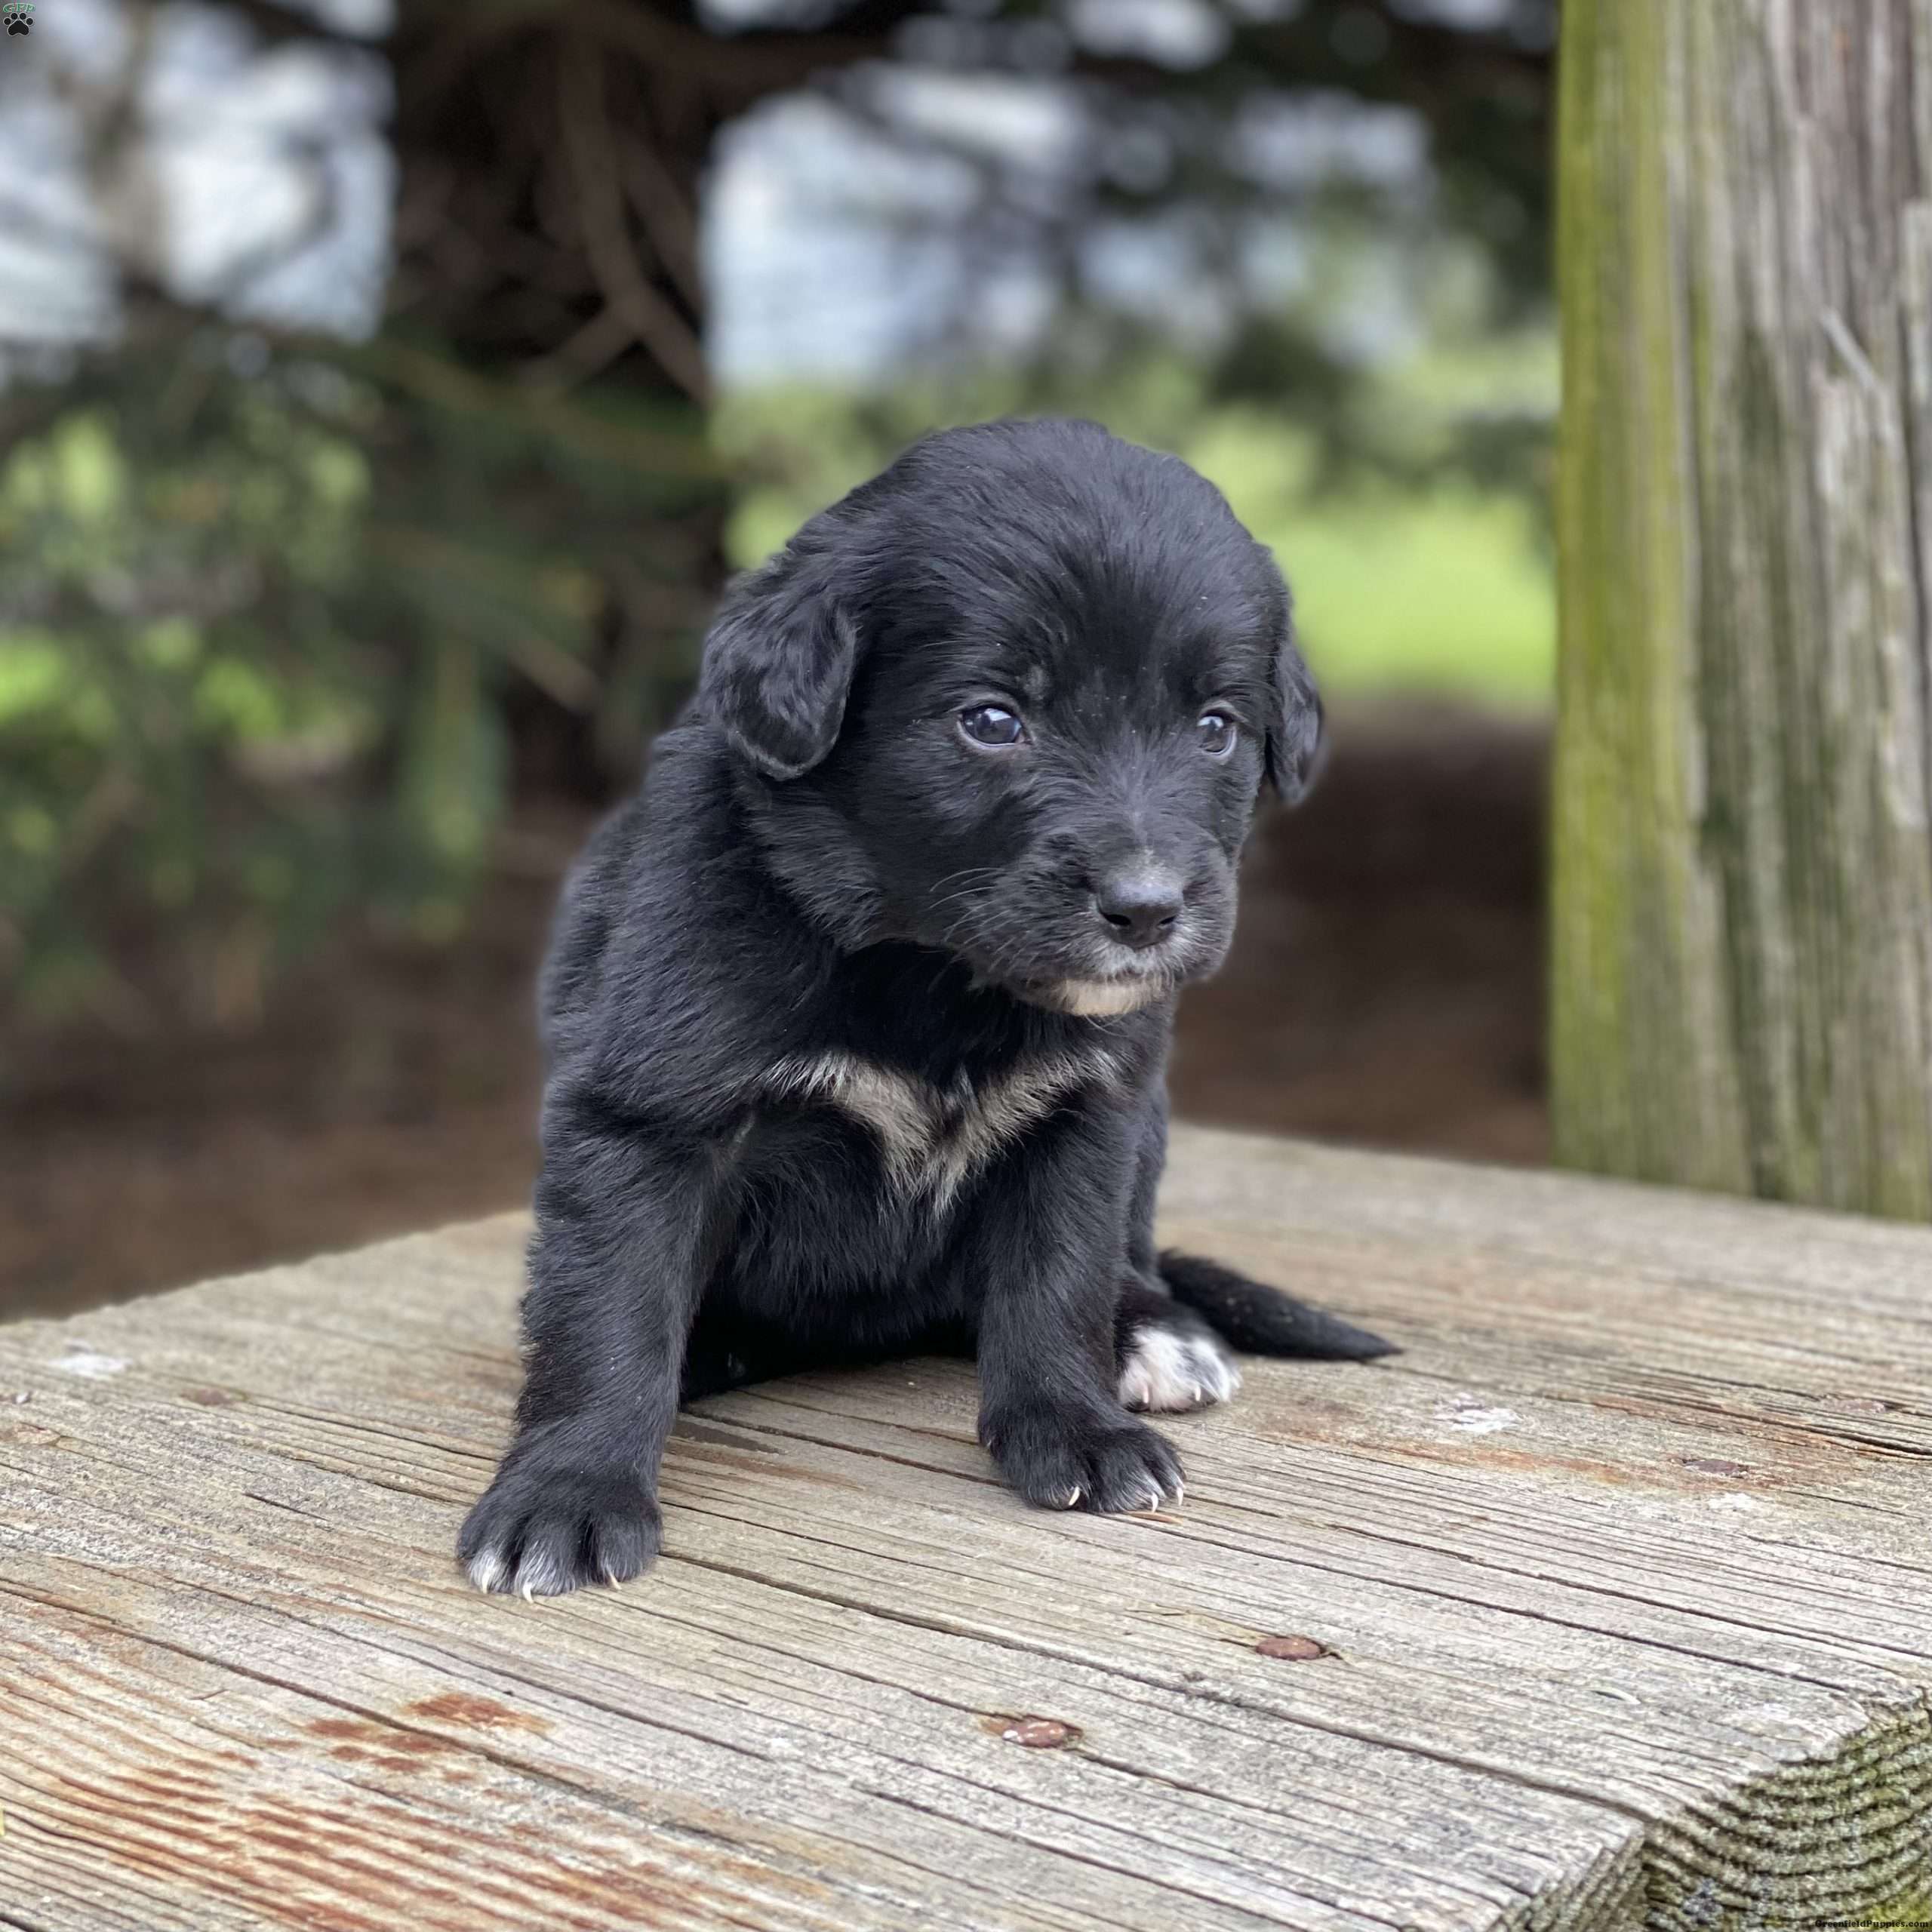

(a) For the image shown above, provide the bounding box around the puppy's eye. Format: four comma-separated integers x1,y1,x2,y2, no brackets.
958,705,1025,749
1196,712,1238,758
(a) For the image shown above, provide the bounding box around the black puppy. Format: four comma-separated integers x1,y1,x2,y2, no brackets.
460,418,1392,1597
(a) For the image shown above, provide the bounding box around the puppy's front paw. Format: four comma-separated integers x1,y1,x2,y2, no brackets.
982,1404,1184,1514
458,1457,660,1598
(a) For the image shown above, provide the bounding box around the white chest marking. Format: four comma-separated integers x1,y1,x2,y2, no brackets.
764,1050,1116,1208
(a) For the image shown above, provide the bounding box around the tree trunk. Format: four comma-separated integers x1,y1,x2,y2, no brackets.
1552,0,1932,1216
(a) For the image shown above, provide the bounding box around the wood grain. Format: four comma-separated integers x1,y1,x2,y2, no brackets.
2,1126,1929,1930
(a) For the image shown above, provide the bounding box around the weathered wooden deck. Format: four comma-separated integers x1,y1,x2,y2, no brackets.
2,1126,1929,1930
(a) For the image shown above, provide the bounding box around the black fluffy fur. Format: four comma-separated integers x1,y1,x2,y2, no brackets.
459,418,1395,1598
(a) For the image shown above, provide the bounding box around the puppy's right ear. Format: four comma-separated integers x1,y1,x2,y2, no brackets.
1261,569,1327,806
697,552,860,780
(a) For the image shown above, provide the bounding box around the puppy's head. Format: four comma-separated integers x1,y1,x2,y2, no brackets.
698,419,1323,1015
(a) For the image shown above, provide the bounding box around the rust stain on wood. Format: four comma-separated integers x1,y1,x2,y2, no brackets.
308,1718,452,1755
403,1692,552,1734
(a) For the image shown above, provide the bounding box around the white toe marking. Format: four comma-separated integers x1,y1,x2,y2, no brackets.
1118,1327,1240,1412
466,1549,508,1595
515,1547,573,1599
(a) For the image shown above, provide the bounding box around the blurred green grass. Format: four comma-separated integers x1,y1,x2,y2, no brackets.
1184,424,1553,706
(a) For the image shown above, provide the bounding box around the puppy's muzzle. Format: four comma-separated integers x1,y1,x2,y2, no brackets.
1091,862,1184,951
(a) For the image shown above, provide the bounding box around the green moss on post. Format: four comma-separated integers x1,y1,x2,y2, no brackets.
1552,0,1932,1217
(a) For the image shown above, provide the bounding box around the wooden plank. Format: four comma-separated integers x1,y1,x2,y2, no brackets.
1,1126,1928,1931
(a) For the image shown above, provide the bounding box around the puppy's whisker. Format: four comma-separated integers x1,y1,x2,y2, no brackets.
938,907,998,951
932,895,992,931
926,875,1001,920
928,865,1001,888
924,865,1002,900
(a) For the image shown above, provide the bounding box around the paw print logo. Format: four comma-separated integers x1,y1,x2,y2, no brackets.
2,1,32,34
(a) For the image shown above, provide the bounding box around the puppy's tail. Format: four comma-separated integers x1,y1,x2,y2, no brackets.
1158,1250,1398,1361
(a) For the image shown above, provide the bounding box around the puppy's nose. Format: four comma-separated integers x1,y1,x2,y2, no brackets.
1094,865,1184,948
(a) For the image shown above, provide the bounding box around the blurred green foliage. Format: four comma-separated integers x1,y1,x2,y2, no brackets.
0,328,722,1032
2,289,1552,1038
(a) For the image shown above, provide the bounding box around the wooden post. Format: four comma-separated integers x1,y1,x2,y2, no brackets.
1552,0,1932,1215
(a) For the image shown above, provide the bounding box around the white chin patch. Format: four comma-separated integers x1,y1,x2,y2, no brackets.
1118,1325,1241,1413
1052,977,1165,1017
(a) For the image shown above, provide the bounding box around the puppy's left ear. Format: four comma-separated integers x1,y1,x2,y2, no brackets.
697,551,860,780
1263,595,1327,805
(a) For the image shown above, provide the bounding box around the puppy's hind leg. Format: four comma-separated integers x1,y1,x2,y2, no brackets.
1114,1280,1241,1413
1157,1250,1397,1361
1117,1088,1395,1377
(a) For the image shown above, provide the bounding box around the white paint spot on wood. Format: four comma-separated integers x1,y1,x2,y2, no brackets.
51,1344,129,1380
1436,1394,1521,1435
